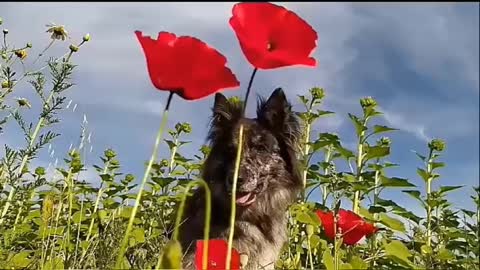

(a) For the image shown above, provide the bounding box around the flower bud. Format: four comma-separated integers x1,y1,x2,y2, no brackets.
14,49,27,60
83,33,90,42
16,98,31,108
160,159,169,167
428,139,445,152
310,87,325,100
35,167,46,176
125,174,135,182
2,29,8,35
1,53,7,60
0,18,3,26
26,42,32,48
360,96,377,109
1,80,11,89
69,44,79,52
377,137,391,147
104,149,116,159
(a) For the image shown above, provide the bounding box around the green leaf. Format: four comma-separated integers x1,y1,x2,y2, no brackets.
348,113,367,137
335,144,355,159
340,263,353,269
323,249,334,270
416,168,430,182
359,207,375,220
379,213,405,232
309,234,321,249
9,251,31,268
402,190,424,206
349,256,368,269
365,146,390,161
43,257,64,270
439,185,463,195
384,240,415,268
131,228,145,244
437,248,455,261
369,206,386,213
412,151,426,162
372,125,398,135
380,176,416,188
72,210,86,224
159,240,183,269
317,110,335,117
431,161,445,170
296,212,321,226
420,244,432,255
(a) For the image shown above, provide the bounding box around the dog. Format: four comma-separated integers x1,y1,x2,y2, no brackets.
178,88,303,269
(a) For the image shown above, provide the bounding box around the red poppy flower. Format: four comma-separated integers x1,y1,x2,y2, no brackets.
229,2,318,70
316,209,378,246
135,31,240,100
195,239,241,270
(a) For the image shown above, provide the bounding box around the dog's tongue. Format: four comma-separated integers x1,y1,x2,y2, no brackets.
236,192,256,206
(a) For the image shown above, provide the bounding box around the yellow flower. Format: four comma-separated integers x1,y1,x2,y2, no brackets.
14,49,27,60
46,23,68,41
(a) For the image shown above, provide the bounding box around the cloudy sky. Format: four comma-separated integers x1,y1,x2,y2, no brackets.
1,2,478,214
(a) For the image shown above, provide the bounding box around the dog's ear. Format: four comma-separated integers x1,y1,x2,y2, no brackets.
258,88,299,138
207,93,243,143
258,88,301,149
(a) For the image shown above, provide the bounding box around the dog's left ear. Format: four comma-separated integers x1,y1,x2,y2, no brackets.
257,88,292,132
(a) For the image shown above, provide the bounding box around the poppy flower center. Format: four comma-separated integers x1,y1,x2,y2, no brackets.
267,42,275,52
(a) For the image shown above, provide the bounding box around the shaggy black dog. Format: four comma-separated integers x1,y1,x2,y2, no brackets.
179,88,302,269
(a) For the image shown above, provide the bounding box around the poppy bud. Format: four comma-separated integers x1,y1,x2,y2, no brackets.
83,33,90,42
428,139,445,152
69,44,79,52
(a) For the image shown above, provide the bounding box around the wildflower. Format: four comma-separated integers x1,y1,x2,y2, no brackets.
195,239,241,270
135,31,239,100
378,137,391,147
428,139,446,152
310,87,325,100
14,49,27,60
316,209,378,245
46,23,68,41
360,96,377,109
229,2,318,69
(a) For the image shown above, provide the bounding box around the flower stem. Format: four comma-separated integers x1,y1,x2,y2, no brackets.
426,148,434,248
163,179,211,270
227,67,258,269
115,91,174,269
353,117,368,214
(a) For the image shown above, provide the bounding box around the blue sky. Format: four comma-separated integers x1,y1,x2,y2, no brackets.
1,2,478,215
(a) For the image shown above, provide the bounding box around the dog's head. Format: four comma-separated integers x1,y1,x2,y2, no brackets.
203,88,303,216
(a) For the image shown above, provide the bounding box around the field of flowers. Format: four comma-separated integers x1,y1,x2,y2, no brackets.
0,2,478,270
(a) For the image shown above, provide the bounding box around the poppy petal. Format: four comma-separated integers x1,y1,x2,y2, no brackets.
135,31,240,101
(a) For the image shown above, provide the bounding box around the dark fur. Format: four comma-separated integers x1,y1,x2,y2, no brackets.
178,88,303,269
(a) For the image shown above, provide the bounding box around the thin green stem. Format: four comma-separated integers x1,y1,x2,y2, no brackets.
226,124,244,270
426,148,434,248
159,179,211,270
227,67,258,269
114,91,174,269
353,117,368,214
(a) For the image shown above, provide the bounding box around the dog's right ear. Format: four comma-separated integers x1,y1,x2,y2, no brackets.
207,93,243,143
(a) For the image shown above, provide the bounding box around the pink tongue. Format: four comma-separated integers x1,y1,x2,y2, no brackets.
236,193,251,204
